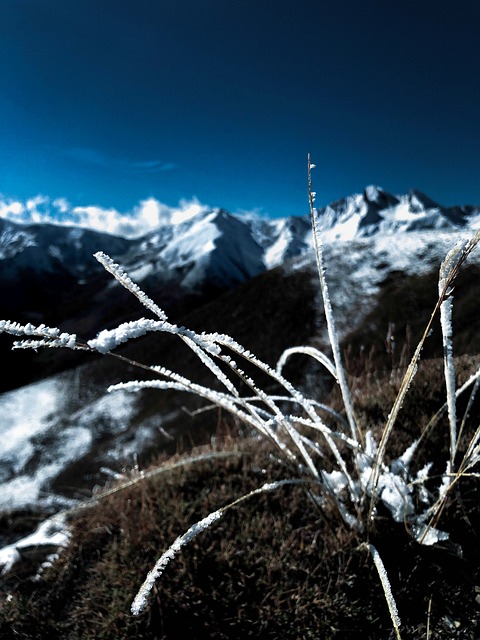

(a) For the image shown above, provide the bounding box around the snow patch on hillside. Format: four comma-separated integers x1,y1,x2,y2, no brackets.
288,229,480,345
0,377,141,512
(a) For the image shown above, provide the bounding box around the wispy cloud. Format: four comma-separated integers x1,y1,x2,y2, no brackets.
232,207,267,221
62,147,177,174
62,147,108,167
127,160,177,174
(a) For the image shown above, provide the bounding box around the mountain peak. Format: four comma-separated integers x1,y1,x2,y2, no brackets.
363,185,400,208
313,186,480,241
363,184,385,203
406,189,441,211
1,188,479,301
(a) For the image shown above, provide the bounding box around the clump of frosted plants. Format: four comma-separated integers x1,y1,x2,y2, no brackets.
1,158,480,636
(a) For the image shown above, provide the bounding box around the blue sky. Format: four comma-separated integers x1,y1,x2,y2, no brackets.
1,0,480,220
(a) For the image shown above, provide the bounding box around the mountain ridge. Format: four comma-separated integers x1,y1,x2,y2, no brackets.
2,184,480,314
1,185,479,391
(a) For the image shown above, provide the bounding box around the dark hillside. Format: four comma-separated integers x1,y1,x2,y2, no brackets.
29,260,322,501
340,263,480,376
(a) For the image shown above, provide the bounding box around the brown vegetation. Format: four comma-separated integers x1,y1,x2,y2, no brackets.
1,356,479,639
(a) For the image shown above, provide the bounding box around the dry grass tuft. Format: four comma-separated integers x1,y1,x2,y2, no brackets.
1,381,479,640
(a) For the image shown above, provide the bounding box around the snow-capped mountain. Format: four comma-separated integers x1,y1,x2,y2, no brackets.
127,208,267,291
313,185,480,241
1,185,479,315
0,207,286,319
1,185,480,390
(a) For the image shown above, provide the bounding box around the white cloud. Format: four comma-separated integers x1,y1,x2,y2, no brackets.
128,160,177,173
71,205,129,236
133,198,172,229
170,198,209,224
52,197,70,214
232,207,267,221
0,198,24,218
26,195,49,211
0,194,212,238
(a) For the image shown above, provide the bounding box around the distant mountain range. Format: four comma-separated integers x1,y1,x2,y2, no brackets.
1,185,480,320
2,183,480,394
314,185,480,240
2,185,480,557
1,184,480,390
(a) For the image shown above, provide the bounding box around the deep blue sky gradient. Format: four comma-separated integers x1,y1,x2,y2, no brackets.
1,0,480,218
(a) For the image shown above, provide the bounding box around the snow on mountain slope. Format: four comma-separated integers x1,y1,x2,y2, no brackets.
1,186,479,308
198,209,266,286
298,228,480,345
314,185,480,241
0,376,92,512
0,364,173,516
0,217,132,285
133,208,266,290
246,215,312,269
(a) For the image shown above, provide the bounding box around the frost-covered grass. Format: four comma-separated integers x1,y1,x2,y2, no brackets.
1,158,480,637
2,424,479,638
